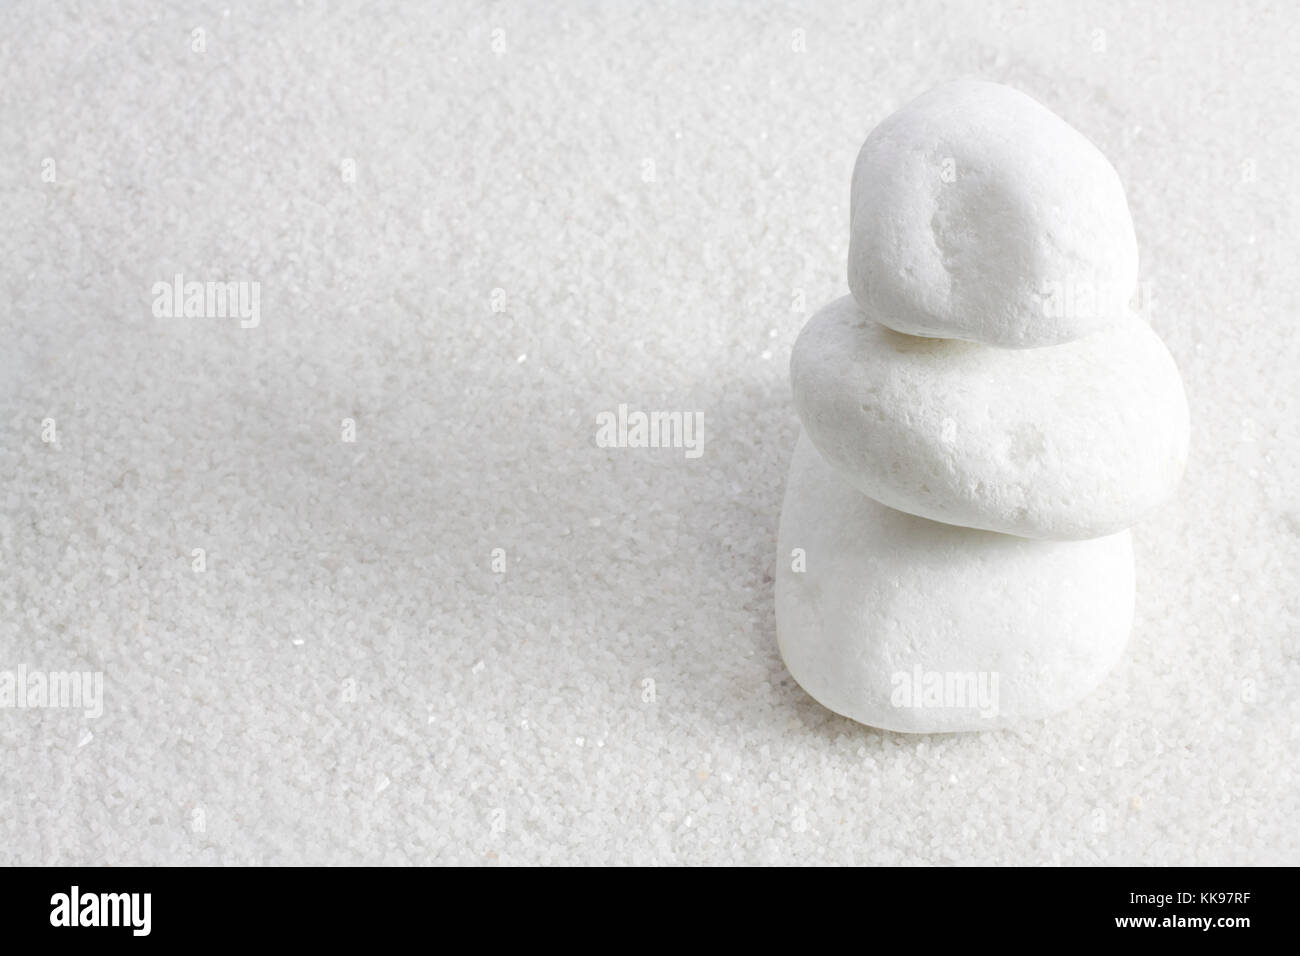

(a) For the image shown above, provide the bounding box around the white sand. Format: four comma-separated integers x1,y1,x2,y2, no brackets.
1,0,1296,865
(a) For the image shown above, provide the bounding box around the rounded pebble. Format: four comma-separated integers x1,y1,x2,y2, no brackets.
776,432,1135,732
848,79,1139,348
790,296,1189,540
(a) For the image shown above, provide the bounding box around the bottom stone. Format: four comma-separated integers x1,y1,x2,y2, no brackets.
775,433,1135,732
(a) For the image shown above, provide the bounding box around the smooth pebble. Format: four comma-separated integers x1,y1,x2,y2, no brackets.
848,79,1139,349
790,296,1189,540
776,432,1135,733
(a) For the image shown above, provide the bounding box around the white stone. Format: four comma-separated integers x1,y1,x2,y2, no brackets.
848,79,1139,348
776,433,1135,733
790,296,1188,540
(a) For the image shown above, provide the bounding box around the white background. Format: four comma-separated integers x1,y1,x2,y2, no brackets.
2,0,1296,864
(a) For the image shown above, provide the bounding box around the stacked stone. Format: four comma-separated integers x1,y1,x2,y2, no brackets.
776,80,1189,732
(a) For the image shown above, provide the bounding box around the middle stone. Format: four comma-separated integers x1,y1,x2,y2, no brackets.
790,296,1189,540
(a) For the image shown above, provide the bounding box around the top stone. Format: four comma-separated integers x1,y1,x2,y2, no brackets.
848,79,1139,349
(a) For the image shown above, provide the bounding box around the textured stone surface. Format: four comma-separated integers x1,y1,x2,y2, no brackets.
776,433,1135,732
848,79,1138,348
792,296,1189,539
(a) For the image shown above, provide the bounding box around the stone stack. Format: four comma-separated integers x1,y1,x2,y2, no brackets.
776,80,1189,732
